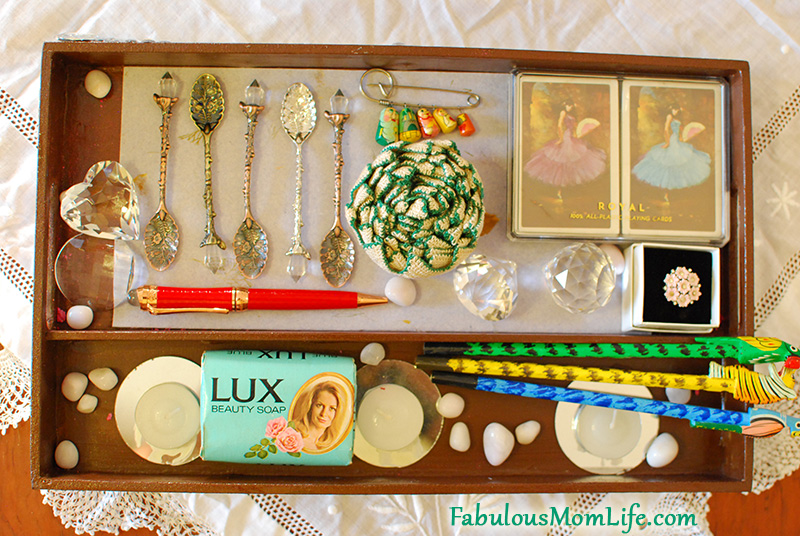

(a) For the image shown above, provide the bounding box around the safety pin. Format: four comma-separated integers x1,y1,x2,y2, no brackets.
359,68,481,110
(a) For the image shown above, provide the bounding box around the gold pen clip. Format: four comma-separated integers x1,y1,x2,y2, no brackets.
144,305,231,315
136,285,233,314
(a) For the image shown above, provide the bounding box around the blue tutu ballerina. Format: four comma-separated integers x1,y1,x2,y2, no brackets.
633,106,710,191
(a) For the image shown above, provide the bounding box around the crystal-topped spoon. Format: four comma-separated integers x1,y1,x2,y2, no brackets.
320,89,355,287
233,80,269,279
280,83,316,282
190,73,226,273
144,72,180,271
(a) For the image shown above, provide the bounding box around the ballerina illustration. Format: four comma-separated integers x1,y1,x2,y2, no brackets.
524,99,606,199
632,104,710,202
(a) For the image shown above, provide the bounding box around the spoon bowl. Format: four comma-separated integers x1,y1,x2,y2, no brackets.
233,215,268,279
320,226,355,288
144,207,179,271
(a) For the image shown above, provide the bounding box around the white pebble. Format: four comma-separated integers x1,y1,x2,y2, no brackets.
88,367,118,391
449,422,471,452
66,305,94,330
359,342,386,366
384,276,417,306
646,432,679,468
84,69,112,99
436,392,465,418
514,420,541,445
666,388,691,404
61,372,88,402
599,244,625,276
483,422,515,466
76,394,98,414
327,504,340,515
54,440,79,469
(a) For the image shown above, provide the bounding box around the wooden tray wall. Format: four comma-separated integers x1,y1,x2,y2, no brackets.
33,43,754,493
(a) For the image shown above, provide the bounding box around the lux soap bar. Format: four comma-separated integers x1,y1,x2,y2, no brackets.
200,349,356,466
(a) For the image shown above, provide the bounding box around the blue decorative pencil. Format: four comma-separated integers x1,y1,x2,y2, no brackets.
431,371,800,439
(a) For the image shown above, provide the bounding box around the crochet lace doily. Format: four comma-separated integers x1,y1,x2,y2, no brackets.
0,346,30,435
39,490,711,536
41,491,218,536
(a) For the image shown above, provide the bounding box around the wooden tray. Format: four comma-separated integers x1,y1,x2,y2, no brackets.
32,42,754,493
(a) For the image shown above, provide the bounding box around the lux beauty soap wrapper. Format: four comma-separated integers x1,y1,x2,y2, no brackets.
200,350,356,466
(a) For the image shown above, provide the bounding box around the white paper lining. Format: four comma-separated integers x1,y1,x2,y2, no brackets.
115,66,621,333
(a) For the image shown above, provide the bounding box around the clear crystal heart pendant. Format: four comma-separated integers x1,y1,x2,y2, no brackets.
60,160,140,241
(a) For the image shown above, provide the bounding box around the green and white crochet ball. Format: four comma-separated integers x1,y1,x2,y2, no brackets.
345,139,485,279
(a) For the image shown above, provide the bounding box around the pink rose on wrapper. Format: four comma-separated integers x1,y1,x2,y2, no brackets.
265,416,288,438
274,427,304,453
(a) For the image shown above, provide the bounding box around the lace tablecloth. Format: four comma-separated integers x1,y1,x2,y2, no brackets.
3,1,800,534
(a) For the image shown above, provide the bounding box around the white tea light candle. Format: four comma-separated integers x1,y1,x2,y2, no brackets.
574,406,642,460
135,382,200,449
357,384,424,451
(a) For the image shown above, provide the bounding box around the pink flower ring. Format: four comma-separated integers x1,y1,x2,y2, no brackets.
663,266,701,308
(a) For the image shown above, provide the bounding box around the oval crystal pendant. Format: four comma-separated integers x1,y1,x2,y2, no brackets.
55,235,147,310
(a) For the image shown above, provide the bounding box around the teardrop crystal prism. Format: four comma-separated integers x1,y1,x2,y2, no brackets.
453,254,518,321
60,161,139,240
203,245,226,274
287,254,308,283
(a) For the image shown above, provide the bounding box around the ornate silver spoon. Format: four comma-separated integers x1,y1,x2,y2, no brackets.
190,73,226,273
144,72,179,271
233,80,269,279
280,83,316,282
320,89,355,287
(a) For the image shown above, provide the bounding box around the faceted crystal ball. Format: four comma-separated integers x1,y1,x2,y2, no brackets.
453,254,518,321
543,242,616,314
60,160,140,240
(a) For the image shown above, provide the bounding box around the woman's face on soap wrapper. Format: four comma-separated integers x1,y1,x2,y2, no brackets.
311,390,338,429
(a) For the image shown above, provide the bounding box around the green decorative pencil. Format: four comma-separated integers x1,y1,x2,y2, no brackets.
423,337,800,365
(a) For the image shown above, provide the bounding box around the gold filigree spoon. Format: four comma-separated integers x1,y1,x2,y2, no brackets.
233,80,269,279
144,72,180,271
280,83,316,283
320,89,355,287
190,73,226,273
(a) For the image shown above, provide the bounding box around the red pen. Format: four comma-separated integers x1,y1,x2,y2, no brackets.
135,285,388,314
